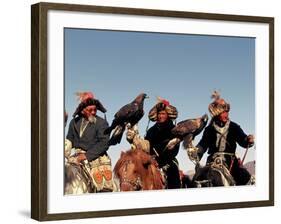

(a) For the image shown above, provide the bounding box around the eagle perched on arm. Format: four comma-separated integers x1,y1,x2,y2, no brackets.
166,114,208,150
104,93,149,146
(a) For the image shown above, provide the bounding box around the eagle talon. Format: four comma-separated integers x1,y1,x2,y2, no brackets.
187,147,200,163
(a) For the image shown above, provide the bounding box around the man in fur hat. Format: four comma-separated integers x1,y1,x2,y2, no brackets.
145,97,181,189
194,91,255,185
65,92,114,192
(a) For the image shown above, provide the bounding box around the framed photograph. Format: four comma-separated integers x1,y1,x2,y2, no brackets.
31,2,274,221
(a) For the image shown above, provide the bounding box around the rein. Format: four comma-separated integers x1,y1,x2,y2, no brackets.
241,146,249,165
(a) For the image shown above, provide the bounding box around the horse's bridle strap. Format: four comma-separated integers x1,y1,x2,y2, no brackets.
120,160,143,190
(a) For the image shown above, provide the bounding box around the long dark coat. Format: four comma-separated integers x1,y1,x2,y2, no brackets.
197,120,252,185
66,116,110,162
145,120,181,189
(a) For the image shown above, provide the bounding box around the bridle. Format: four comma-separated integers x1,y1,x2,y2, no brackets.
119,160,143,191
194,179,212,188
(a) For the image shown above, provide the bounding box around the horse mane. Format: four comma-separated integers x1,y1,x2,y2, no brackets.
114,150,138,178
114,149,164,190
193,165,235,187
144,158,164,189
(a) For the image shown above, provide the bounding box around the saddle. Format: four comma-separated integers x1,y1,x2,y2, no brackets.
209,152,236,186
90,154,114,192
66,148,114,192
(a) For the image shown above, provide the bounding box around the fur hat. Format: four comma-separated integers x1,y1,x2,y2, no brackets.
208,91,230,117
148,97,178,121
73,92,107,117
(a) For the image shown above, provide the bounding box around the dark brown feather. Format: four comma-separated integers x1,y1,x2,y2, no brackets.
105,93,148,145
172,114,208,139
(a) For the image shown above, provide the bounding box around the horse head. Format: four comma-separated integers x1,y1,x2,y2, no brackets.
192,161,236,187
114,149,164,191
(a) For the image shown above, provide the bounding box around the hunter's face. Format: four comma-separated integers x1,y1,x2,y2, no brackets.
157,110,169,123
82,105,97,119
218,111,229,123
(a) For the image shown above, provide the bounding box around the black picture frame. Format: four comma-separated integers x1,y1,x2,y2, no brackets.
31,2,274,221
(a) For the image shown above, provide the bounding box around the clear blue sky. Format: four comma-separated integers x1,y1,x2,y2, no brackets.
64,28,255,173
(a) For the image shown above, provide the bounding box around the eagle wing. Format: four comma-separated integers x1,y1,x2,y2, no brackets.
114,103,138,119
172,119,200,137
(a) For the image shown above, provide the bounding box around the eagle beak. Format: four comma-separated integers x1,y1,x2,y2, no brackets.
203,114,208,123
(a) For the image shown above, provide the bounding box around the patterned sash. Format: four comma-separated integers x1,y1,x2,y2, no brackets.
213,120,230,152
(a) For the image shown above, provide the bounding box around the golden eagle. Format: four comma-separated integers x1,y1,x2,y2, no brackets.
166,114,208,150
105,93,149,146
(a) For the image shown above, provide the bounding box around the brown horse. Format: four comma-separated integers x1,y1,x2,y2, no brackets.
114,149,165,191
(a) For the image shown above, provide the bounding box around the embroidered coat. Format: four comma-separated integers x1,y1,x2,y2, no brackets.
197,121,250,166
197,120,253,185
66,115,110,162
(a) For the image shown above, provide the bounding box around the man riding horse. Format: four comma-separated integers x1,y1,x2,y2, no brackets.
145,97,181,189
65,92,114,192
189,91,255,186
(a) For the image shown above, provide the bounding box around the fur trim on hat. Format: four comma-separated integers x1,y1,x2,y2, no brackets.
72,92,107,117
208,91,230,117
148,97,178,121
